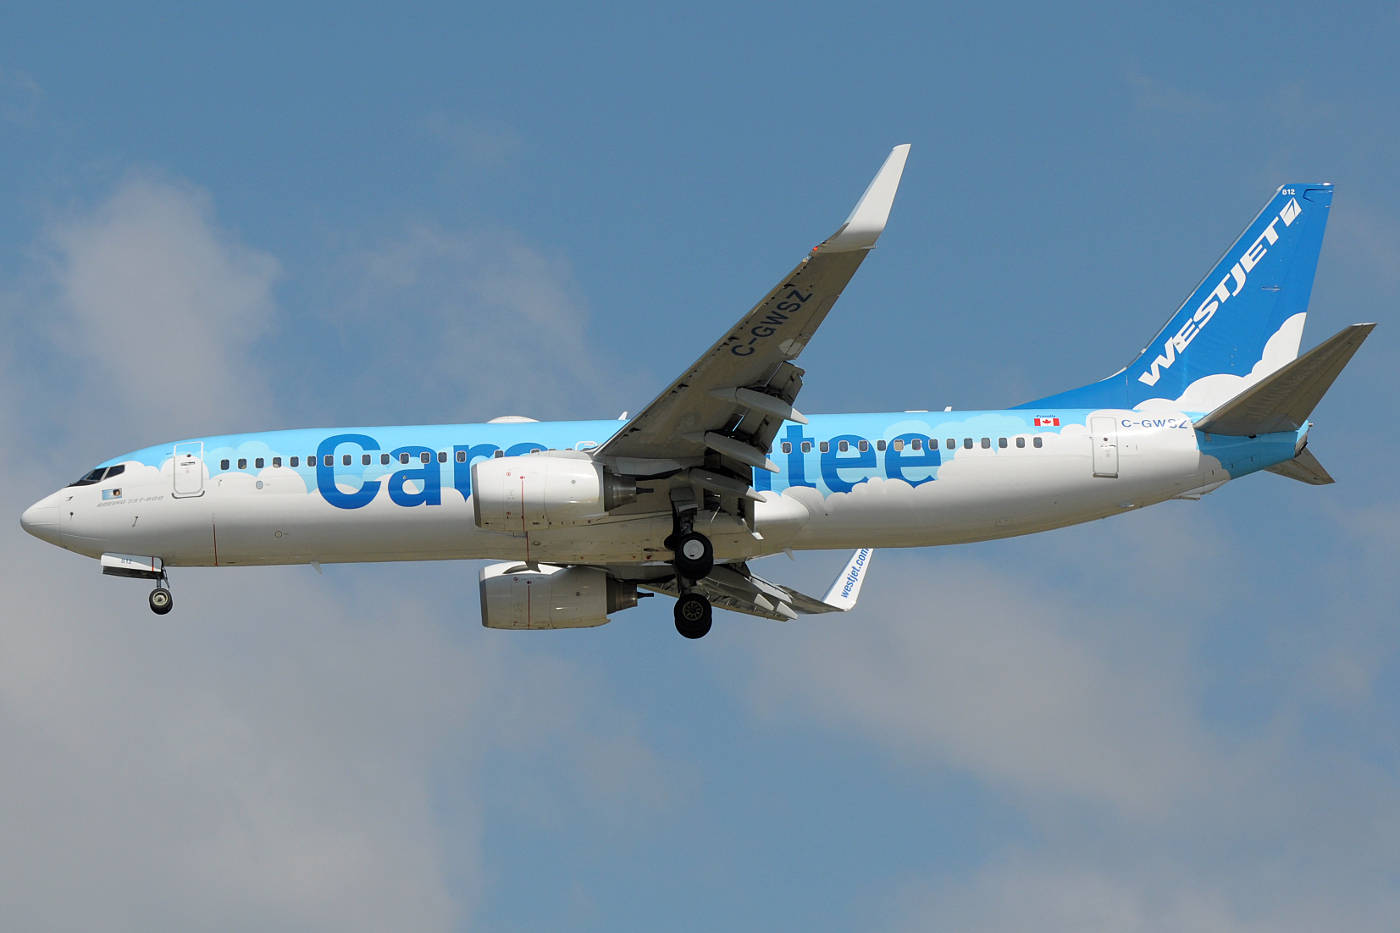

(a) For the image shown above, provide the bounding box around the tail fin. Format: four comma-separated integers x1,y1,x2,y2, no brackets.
1018,183,1334,412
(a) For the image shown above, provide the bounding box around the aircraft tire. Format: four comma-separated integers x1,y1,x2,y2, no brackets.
674,593,712,639
149,587,173,615
673,532,714,580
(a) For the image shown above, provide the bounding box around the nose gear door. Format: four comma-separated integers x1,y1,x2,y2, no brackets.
172,441,205,498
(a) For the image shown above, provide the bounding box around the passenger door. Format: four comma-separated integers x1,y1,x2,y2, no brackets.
1090,416,1119,479
172,441,205,498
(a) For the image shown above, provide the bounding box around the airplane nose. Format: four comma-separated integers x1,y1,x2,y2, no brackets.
20,496,62,546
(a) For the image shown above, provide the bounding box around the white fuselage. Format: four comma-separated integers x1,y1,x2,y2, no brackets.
22,409,1299,569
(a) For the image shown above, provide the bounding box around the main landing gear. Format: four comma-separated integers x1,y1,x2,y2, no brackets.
673,592,712,639
666,489,714,638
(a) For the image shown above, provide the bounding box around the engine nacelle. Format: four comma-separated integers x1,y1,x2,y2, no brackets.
471,454,636,530
478,562,640,630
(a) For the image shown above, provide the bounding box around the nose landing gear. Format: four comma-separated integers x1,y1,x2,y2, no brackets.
147,566,173,615
99,554,175,615
148,585,173,615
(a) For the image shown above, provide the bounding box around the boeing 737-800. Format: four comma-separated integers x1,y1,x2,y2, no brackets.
20,146,1373,638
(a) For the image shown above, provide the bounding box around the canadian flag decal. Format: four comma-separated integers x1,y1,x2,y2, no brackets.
1034,417,1061,427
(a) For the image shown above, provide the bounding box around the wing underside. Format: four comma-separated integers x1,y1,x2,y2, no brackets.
619,548,875,622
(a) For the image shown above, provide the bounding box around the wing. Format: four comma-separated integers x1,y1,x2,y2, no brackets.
631,548,875,622
595,145,911,484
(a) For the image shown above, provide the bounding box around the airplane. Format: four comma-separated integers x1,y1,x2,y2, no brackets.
20,146,1374,639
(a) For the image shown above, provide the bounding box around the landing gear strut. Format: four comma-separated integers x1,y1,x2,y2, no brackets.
674,592,712,639
667,487,715,638
666,490,714,582
148,570,173,615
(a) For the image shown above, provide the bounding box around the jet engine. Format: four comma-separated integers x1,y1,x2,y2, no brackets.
471,455,637,530
478,562,641,630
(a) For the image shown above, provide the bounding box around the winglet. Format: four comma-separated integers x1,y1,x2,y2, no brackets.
821,145,910,253
821,548,874,611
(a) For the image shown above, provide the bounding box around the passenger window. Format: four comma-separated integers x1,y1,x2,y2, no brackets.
838,440,849,452
801,442,812,453
381,454,391,465
290,456,300,467
238,458,247,469
456,450,466,462
342,455,351,466
963,438,973,449
998,438,1008,449
325,455,334,467
911,439,922,451
1033,437,1043,448
362,454,371,465
1016,437,1025,448
981,438,990,449
493,450,504,458
819,441,829,453
781,442,792,453
220,459,230,470
255,457,265,469
438,452,447,463
946,439,955,449
272,457,282,467
421,452,431,464
400,453,410,464
892,439,904,452
876,440,886,451
858,440,868,452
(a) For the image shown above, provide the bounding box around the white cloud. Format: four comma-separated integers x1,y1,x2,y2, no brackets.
0,65,42,125
884,856,1400,933
4,174,671,931
420,112,526,168
44,176,281,444
744,547,1211,817
322,223,634,423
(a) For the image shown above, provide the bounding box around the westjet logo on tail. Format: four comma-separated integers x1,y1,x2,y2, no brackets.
1138,196,1303,387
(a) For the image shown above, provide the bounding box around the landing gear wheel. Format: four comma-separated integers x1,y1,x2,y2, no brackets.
148,586,173,615
674,592,712,639
673,531,714,580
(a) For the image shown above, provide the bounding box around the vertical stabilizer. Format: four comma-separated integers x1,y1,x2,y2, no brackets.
1018,183,1334,413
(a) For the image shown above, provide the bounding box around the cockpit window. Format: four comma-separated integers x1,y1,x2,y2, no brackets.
68,464,124,487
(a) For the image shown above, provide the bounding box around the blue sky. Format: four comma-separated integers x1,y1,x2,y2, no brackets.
3,3,1399,930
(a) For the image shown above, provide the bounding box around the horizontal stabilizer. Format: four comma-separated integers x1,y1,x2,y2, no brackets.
1194,323,1375,436
1266,447,1335,485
